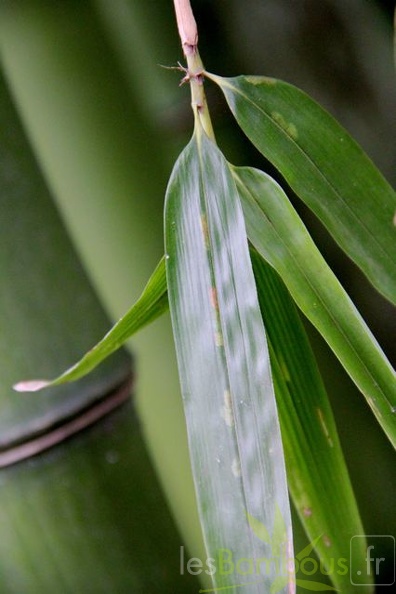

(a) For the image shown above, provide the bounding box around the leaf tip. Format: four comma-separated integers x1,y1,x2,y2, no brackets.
13,379,50,393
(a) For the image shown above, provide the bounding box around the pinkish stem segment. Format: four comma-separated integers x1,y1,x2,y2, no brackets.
173,0,198,56
173,0,215,140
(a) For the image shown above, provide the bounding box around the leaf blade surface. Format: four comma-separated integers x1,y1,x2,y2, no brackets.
208,73,396,304
251,251,372,592
233,166,396,447
165,129,293,593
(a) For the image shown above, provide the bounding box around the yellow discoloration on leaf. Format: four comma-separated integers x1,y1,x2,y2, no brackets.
271,111,298,140
244,75,277,86
317,408,334,448
200,213,209,248
231,457,242,478
221,389,234,427
215,331,224,347
278,355,291,383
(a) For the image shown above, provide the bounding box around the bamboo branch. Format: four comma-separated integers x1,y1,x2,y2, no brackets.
173,0,198,56
173,0,215,141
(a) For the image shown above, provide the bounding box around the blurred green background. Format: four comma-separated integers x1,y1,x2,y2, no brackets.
0,0,395,590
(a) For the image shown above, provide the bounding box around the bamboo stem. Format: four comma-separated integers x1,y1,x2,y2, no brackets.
173,0,215,141
173,0,198,54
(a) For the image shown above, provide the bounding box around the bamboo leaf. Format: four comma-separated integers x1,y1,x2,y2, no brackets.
207,73,396,305
14,258,168,392
165,125,294,593
233,166,396,448
251,252,372,592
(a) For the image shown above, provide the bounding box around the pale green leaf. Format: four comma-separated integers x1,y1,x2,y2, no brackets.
165,125,293,593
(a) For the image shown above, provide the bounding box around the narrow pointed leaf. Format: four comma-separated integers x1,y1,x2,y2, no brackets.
207,73,396,305
251,251,372,592
233,166,396,447
165,127,294,593
14,258,168,391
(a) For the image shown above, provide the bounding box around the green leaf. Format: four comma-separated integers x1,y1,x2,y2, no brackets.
165,126,293,593
251,252,372,593
14,257,168,392
233,166,396,447
207,73,396,305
